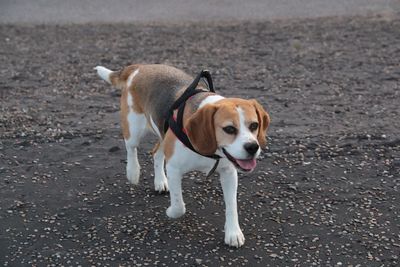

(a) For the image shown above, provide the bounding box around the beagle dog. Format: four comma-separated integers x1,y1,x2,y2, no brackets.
95,64,270,247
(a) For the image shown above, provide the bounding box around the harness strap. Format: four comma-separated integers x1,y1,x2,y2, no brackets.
164,70,221,176
206,158,220,178
164,70,215,133
164,70,215,137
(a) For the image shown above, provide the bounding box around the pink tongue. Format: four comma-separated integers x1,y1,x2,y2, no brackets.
235,158,257,170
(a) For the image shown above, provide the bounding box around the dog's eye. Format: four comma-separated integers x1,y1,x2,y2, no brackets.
223,126,237,135
249,122,259,132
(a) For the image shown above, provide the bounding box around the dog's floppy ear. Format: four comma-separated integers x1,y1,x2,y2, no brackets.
185,104,218,156
251,99,270,148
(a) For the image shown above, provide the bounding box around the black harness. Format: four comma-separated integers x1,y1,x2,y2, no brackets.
163,70,221,177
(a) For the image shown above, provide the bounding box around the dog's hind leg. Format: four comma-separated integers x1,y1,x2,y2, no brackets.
123,112,146,185
152,142,169,193
121,89,147,185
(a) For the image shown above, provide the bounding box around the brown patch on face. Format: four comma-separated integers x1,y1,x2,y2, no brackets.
237,102,259,142
163,131,176,162
213,104,240,147
238,104,259,122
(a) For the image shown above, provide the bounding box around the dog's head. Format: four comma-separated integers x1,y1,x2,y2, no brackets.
185,98,270,172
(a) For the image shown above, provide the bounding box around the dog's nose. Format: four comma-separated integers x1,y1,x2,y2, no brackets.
244,142,259,156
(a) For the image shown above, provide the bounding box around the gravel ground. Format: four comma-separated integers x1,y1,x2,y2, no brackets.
1,16,400,266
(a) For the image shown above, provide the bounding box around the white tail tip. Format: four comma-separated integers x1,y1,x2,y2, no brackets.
94,66,112,84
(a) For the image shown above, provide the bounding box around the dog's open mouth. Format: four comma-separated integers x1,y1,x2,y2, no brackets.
222,148,257,172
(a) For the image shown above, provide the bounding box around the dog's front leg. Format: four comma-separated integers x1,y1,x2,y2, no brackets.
219,166,245,247
165,165,186,218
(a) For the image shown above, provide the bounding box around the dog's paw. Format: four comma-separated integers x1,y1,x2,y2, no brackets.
224,227,245,248
154,180,168,193
154,178,169,193
126,166,140,185
166,205,186,219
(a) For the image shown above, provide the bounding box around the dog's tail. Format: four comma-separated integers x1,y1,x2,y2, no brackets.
94,66,121,87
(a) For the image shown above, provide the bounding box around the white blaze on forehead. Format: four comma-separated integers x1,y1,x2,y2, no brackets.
237,107,256,142
127,69,140,88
